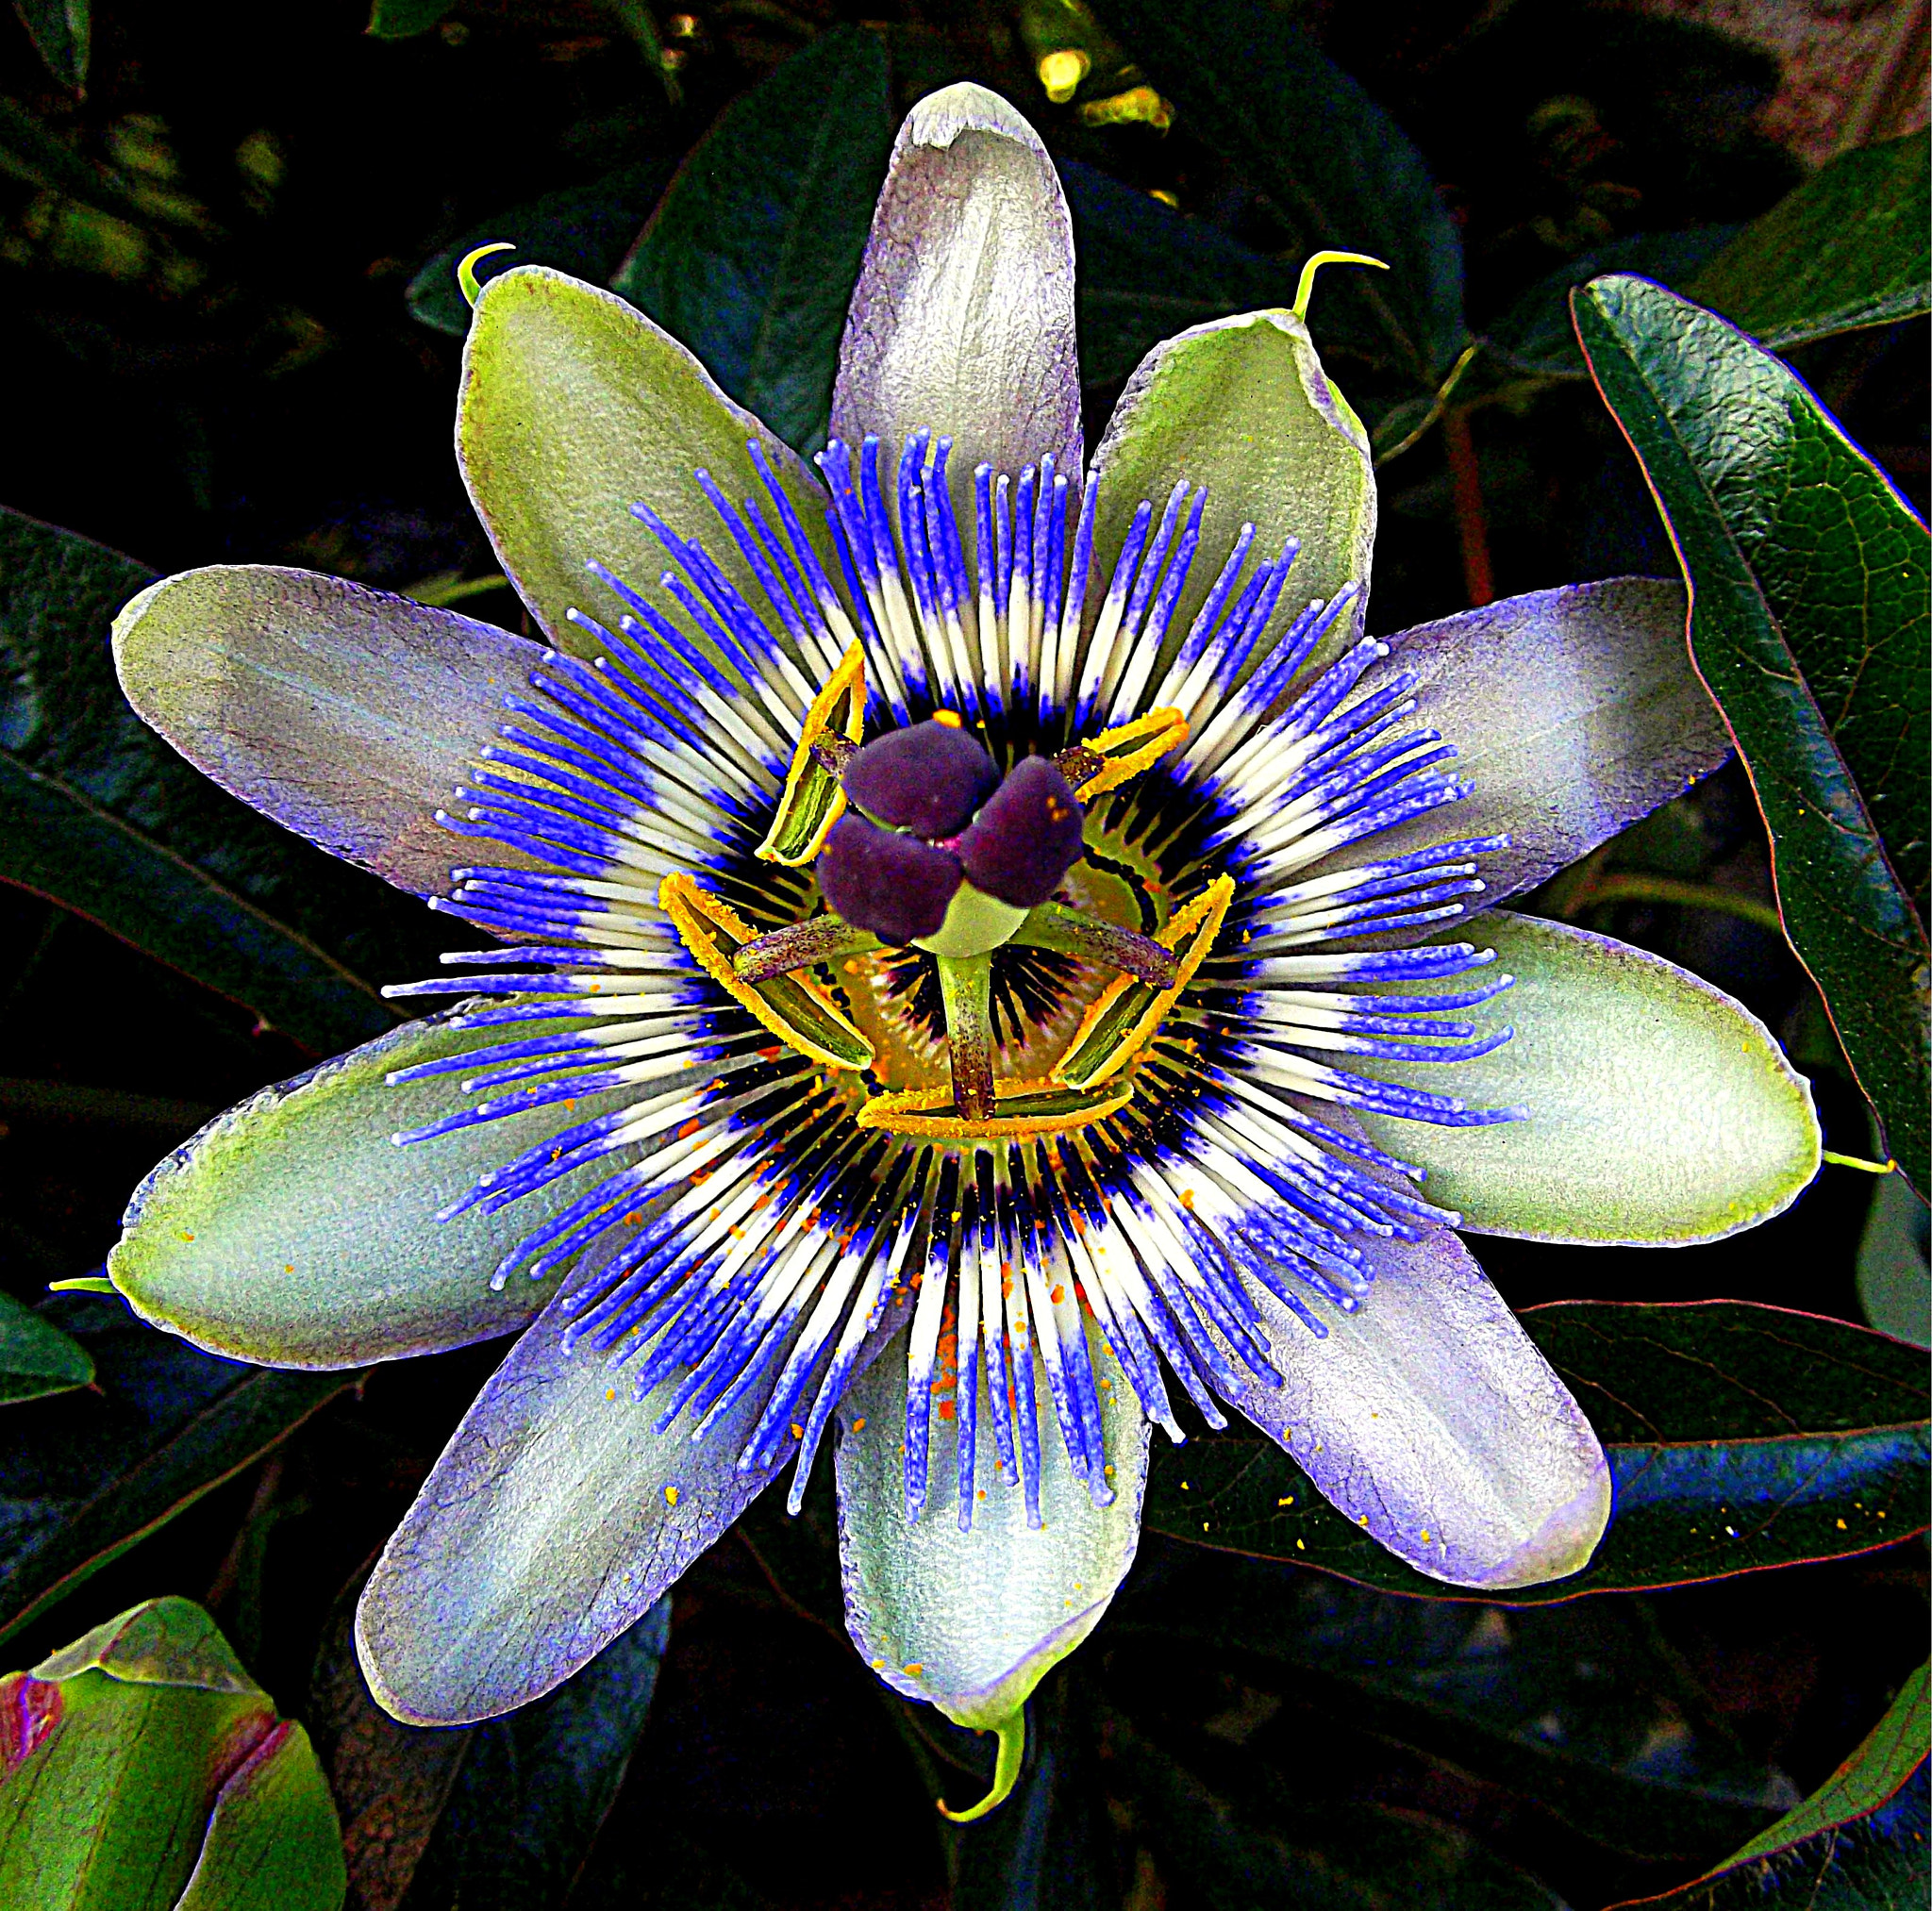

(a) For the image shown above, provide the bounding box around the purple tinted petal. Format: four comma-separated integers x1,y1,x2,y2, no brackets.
832,85,1081,513
113,565,543,899
1234,1214,1609,1589
1328,577,1729,927
357,1277,914,1725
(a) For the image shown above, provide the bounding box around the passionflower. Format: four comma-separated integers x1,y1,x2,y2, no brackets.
107,84,1820,1817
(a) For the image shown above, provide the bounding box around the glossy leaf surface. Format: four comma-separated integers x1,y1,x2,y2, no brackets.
0,507,417,1055
1120,1558,1795,1865
0,1597,343,1911
0,1293,352,1643
1091,0,1465,382
0,1288,93,1404
1485,228,1741,378
1143,1302,1927,1602
1688,129,1931,351
1575,275,1930,1190
1107,1698,1570,1903
1611,1755,1927,1909
612,25,892,453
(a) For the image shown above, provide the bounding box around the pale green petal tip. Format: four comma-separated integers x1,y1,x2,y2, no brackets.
919,1589,1116,1734
936,1708,1025,1822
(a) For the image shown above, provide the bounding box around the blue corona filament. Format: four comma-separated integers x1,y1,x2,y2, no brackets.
383,429,1523,1534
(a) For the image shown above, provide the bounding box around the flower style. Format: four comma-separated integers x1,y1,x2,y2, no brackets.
107,84,1820,1815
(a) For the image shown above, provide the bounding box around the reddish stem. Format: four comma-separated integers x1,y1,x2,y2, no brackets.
1442,407,1494,607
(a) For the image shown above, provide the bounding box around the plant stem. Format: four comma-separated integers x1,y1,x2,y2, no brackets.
1562,873,1785,935
937,951,995,1119
1442,405,1494,607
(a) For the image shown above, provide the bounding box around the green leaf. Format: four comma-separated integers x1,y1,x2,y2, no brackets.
1124,1559,1798,1865
1688,130,1932,352
611,25,894,454
0,754,394,1058
1485,228,1743,378
1723,1663,1926,1872
0,1597,343,1911
365,0,455,37
1087,0,1466,382
408,157,676,338
1608,1729,1928,1908
12,0,89,89
0,507,422,1055
1857,1171,1930,1349
1108,1700,1571,1904
310,1582,670,1910
0,1293,353,1644
1574,275,1931,1192
174,1720,345,1910
1143,1301,1928,1602
0,1288,92,1404
1059,157,1291,388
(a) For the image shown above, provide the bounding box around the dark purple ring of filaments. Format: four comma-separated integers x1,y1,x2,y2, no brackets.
375,426,1523,1532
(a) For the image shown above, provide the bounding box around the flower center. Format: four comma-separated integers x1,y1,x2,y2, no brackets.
383,426,1523,1536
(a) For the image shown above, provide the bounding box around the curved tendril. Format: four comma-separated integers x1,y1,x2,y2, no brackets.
457,241,516,309
936,1709,1026,1822
1291,249,1389,323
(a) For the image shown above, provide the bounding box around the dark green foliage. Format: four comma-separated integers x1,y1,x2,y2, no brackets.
1690,131,1932,352
1090,0,1466,384
0,1293,352,1644
611,25,894,452
1575,276,1930,1190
